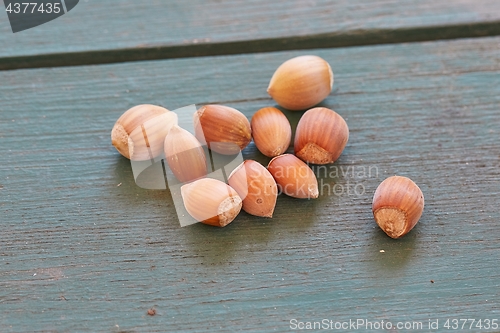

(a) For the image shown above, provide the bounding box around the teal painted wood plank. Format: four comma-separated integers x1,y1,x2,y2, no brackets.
1,0,500,69
1,37,500,331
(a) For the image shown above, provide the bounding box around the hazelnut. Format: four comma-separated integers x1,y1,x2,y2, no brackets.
294,107,349,164
251,107,292,157
228,160,278,218
267,154,319,199
372,176,425,239
111,104,177,160
164,125,207,183
193,105,251,155
181,178,242,227
267,55,333,110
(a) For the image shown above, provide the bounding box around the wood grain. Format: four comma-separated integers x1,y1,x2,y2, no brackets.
1,36,499,331
1,0,500,69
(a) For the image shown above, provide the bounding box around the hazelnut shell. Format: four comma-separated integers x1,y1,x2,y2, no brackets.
181,178,242,227
267,55,333,111
228,160,278,218
111,104,178,160
372,176,425,239
294,107,349,165
267,154,319,199
251,107,292,157
164,125,207,183
194,105,251,155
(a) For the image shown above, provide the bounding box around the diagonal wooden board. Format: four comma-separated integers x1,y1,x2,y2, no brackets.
0,36,499,331
1,0,500,68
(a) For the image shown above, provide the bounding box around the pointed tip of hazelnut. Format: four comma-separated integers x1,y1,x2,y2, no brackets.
309,187,319,199
252,198,276,218
327,62,334,90
271,147,284,156
196,105,206,117
373,207,407,239
169,124,182,133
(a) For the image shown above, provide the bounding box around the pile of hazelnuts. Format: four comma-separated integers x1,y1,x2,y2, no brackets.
111,55,424,239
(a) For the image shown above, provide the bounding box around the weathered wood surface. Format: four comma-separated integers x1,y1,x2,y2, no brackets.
1,36,500,331
1,0,500,69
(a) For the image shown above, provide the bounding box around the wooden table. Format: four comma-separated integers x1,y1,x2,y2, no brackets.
1,1,499,332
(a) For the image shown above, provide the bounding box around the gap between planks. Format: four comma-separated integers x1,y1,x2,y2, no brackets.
1,20,500,71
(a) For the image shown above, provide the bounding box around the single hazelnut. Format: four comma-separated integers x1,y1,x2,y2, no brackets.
372,176,425,239
193,105,251,155
267,154,319,199
164,125,207,183
181,178,242,227
228,160,278,218
294,107,349,164
111,104,177,160
267,55,333,110
251,107,292,157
